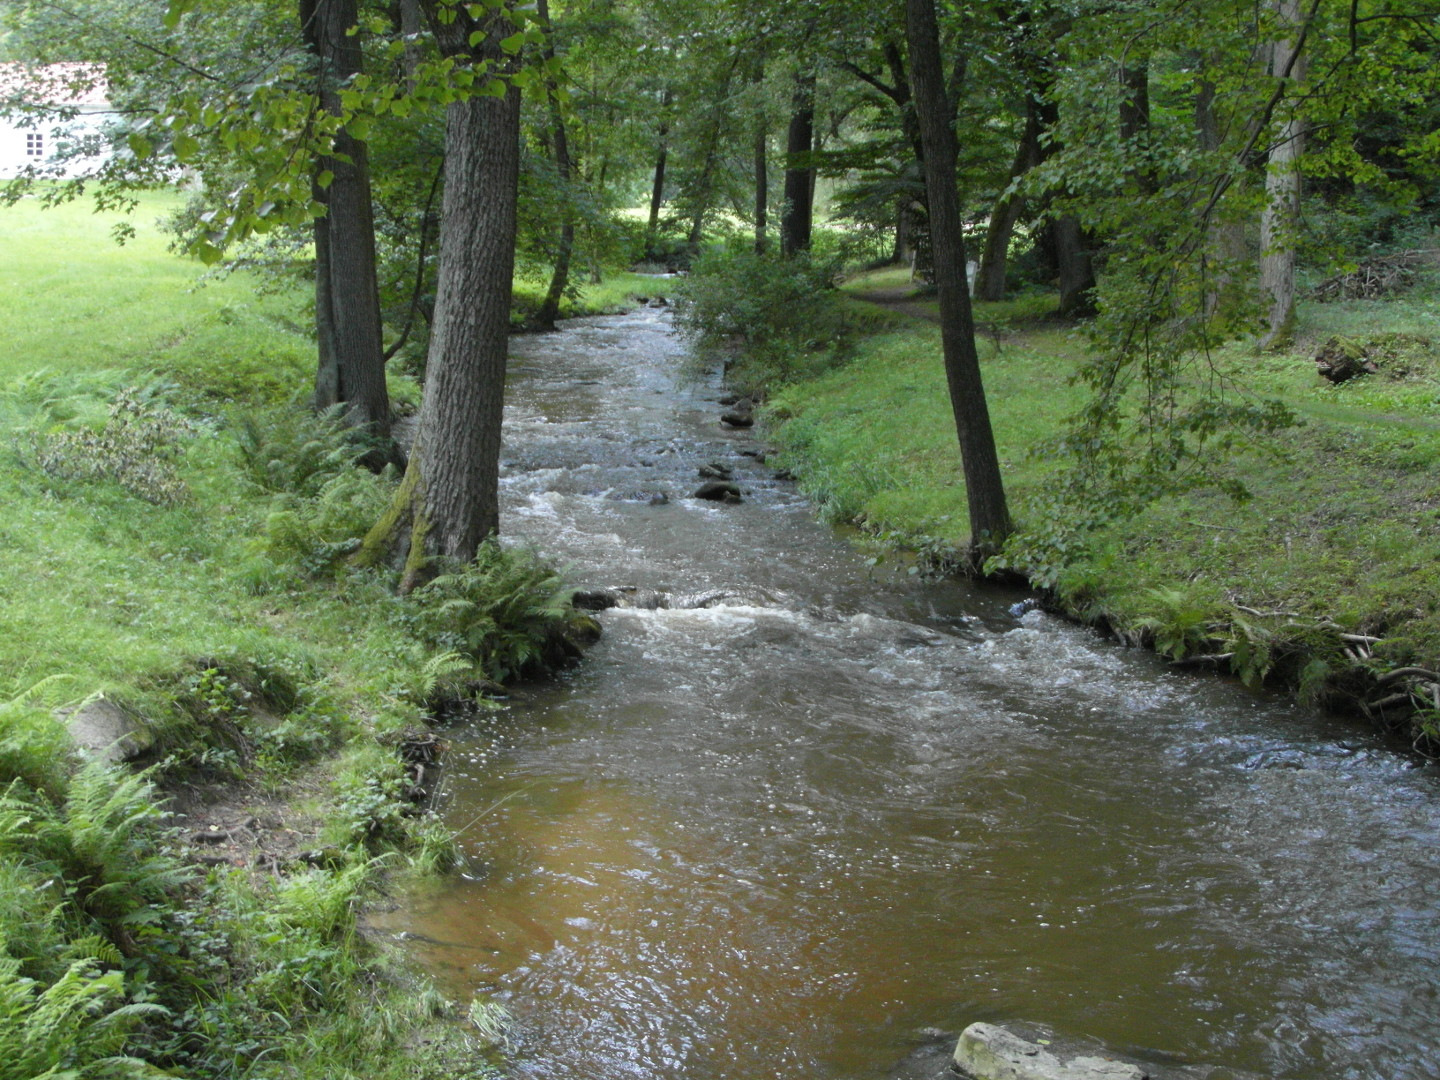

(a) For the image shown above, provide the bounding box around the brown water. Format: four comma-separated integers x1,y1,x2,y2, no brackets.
373,307,1440,1080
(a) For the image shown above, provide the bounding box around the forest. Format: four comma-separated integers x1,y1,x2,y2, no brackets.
2,0,1440,1077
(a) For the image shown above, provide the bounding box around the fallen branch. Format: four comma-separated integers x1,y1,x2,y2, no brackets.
1171,652,1234,667
1367,692,1413,712
1376,666,1440,688
1235,604,1301,618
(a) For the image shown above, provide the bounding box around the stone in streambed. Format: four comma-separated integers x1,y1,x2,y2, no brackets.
693,480,742,502
721,399,755,427
954,1024,1147,1080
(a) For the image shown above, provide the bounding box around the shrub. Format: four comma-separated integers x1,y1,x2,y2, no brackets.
30,387,194,505
674,246,852,394
0,954,164,1080
0,762,193,946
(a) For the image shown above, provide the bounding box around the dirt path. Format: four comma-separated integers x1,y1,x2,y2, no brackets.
848,284,941,324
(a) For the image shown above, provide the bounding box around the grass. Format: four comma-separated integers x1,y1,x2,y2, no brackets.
771,264,1440,739
0,191,312,388
511,270,675,327
0,190,611,1077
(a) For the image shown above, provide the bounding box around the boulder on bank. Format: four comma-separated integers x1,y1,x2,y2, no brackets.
60,696,152,763
721,399,755,428
954,1024,1146,1080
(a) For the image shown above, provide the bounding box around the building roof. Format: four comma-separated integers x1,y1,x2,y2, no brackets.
0,62,110,109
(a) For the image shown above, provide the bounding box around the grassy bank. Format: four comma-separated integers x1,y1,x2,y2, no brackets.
0,192,622,1076
765,267,1440,746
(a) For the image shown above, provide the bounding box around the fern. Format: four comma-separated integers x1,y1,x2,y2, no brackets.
400,543,580,682
0,955,165,1079
0,763,192,940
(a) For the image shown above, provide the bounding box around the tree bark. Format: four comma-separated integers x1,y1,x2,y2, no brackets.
534,0,574,331
1118,60,1153,194
780,68,816,258
904,0,1012,558
646,92,672,254
300,0,391,448
1260,0,1306,349
360,5,520,584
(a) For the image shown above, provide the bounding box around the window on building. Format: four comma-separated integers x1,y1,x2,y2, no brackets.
25,133,44,157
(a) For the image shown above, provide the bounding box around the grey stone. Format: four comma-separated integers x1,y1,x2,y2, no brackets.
954,1023,1148,1080
61,696,152,763
693,480,742,502
720,399,755,427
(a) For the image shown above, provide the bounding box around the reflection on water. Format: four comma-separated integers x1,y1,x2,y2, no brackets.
369,309,1440,1080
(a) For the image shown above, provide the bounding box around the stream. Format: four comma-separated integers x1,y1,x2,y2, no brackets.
370,307,1440,1080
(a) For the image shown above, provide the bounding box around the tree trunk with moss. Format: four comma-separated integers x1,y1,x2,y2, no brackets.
358,5,520,590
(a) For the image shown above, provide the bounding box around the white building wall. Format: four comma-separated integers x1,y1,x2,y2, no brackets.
0,64,113,180
0,107,112,179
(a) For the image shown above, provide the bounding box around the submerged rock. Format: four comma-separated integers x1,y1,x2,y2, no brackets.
572,589,621,611
954,1023,1147,1080
693,480,742,502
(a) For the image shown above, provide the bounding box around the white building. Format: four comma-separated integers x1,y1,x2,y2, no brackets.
0,63,112,180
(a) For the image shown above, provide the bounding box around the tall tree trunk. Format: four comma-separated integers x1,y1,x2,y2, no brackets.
1052,214,1096,317
399,0,422,90
1119,60,1154,194
1196,75,1246,315
1260,0,1306,349
645,88,671,256
752,62,768,255
975,90,1043,302
300,0,391,448
893,197,915,265
904,0,1011,559
534,0,574,331
780,68,815,258
360,5,520,585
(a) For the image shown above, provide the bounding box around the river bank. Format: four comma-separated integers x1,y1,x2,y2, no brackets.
0,194,624,1078
761,265,1440,751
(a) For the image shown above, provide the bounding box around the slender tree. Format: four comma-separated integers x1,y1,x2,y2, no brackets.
300,0,392,451
779,65,815,257
645,86,672,254
903,0,1011,558
533,0,575,331
1259,0,1306,349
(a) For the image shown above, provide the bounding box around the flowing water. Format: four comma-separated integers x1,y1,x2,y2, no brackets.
371,307,1440,1080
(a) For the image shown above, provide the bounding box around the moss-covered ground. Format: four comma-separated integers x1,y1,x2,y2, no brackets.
769,266,1440,742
